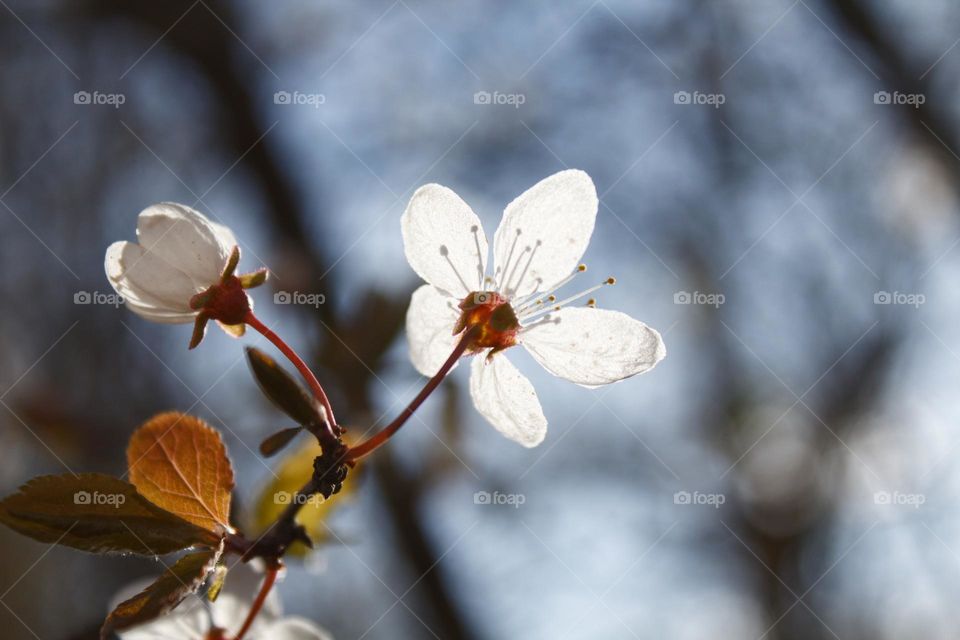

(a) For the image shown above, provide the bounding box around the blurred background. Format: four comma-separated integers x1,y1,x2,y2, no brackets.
0,0,956,638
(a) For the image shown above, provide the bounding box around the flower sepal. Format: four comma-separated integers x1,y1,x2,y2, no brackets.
186,246,269,349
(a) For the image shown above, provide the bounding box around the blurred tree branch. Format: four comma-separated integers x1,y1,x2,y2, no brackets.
825,0,960,180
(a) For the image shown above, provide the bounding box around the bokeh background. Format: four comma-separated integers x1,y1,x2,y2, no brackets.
1,1,957,638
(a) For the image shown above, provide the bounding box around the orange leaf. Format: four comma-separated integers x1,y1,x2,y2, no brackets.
127,412,234,535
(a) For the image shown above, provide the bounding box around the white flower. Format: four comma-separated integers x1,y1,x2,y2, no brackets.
402,169,666,447
105,203,239,323
106,203,268,348
113,563,332,640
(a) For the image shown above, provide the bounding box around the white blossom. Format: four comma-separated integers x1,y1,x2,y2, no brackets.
402,170,666,447
105,203,238,323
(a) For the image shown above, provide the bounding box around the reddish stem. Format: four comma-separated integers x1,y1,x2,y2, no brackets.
347,329,475,461
230,564,279,640
245,311,338,434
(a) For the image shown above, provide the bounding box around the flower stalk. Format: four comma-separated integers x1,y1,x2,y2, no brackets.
244,311,338,442
230,564,279,640
347,326,476,461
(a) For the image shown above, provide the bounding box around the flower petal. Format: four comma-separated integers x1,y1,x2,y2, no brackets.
210,563,281,635
105,241,197,323
266,618,335,640
469,354,547,447
521,307,665,387
493,170,597,298
406,284,461,377
401,184,488,297
135,203,235,287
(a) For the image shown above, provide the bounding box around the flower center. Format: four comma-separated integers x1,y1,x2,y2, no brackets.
454,291,520,356
191,276,251,325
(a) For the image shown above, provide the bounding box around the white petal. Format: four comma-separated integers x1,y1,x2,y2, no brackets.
211,564,282,629
266,618,335,640
135,203,235,287
521,307,665,387
208,220,239,257
401,184,488,297
125,303,196,324
406,284,461,376
105,240,197,323
493,170,597,298
469,354,547,447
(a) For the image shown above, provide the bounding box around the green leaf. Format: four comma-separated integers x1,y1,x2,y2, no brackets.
259,427,304,457
246,347,321,425
0,474,222,555
101,545,222,639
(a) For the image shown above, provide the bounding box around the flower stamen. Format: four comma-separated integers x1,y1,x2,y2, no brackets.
439,245,471,294
497,228,522,290
519,275,615,322
503,245,531,296
471,225,485,290
515,264,587,314
506,240,542,296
